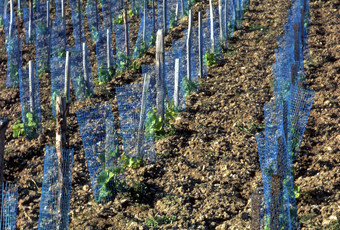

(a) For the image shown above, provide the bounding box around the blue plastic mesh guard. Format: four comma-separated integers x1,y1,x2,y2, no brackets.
116,83,157,163
116,24,131,72
18,61,43,141
67,46,95,101
132,14,154,59
51,57,68,118
113,0,125,19
205,9,224,61
172,39,199,93
1,182,18,230
38,146,74,229
183,27,208,78
96,29,115,77
51,18,67,60
86,0,101,42
234,0,243,29
157,0,169,32
69,0,85,50
164,49,185,110
23,7,36,44
131,0,140,16
36,1,51,77
6,36,22,88
102,0,115,33
76,103,127,203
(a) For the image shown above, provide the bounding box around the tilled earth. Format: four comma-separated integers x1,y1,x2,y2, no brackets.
0,0,339,229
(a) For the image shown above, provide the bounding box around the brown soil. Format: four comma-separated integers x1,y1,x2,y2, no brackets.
0,0,339,229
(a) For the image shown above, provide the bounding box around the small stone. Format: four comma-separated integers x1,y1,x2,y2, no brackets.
242,212,249,220
83,185,89,191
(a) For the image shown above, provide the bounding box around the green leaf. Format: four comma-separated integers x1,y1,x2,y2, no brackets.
98,152,106,164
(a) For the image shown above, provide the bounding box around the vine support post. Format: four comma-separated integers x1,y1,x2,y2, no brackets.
46,0,50,28
174,58,180,107
95,0,99,31
224,0,227,39
155,29,165,120
291,63,295,86
107,29,111,69
175,2,178,26
0,118,9,222
61,0,64,18
250,190,261,230
17,0,20,13
163,0,167,35
47,19,52,68
142,0,146,42
9,0,13,38
180,0,184,18
64,51,71,101
78,0,82,46
123,9,130,57
137,74,151,158
218,0,225,49
152,0,156,34
186,9,192,81
55,96,67,230
198,11,203,78
294,23,298,62
28,2,32,41
209,0,215,53
29,60,35,113
82,43,89,91
270,174,282,229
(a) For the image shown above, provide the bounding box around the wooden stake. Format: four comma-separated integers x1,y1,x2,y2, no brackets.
78,0,82,46
82,43,89,91
0,118,9,222
29,61,35,112
218,0,223,46
137,74,151,157
291,63,295,86
152,0,156,34
270,175,282,230
209,0,215,52
9,0,13,38
180,0,184,19
107,29,111,68
198,11,203,78
123,9,130,57
155,29,165,120
224,0,227,38
28,3,32,41
55,96,67,230
294,23,298,62
163,0,167,35
95,0,99,31
175,2,178,25
61,0,64,18
186,9,192,81
47,0,50,28
143,0,146,42
65,51,70,100
251,190,261,230
174,58,179,107
18,0,20,11
301,8,304,49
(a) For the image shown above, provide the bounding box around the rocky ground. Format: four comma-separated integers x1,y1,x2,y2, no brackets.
0,0,339,229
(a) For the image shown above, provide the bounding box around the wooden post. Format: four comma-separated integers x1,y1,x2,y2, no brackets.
251,190,261,230
180,0,184,18
95,0,99,31
78,0,82,45
123,9,130,57
55,96,67,230
9,0,13,37
143,0,146,42
186,9,192,81
198,11,203,78
0,118,9,223
175,3,178,25
163,0,167,34
209,0,215,53
174,58,179,107
28,3,32,41
107,29,111,68
47,19,52,67
61,0,64,18
301,9,304,50
17,0,20,12
47,0,50,28
29,61,35,112
291,63,295,86
82,43,89,91
109,0,113,33
152,0,156,34
65,51,70,100
270,175,281,230
218,0,224,49
155,29,165,120
137,74,151,157
291,81,305,154
224,0,227,38
294,23,298,62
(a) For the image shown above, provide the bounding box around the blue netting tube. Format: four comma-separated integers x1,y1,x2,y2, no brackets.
172,39,200,94
1,182,18,230
86,0,101,42
36,1,50,77
184,27,207,78
157,0,169,33
51,57,69,118
131,0,140,16
18,61,43,141
6,36,22,88
68,46,95,101
116,24,131,73
205,8,224,62
69,0,85,50
51,18,67,60
234,0,243,29
76,103,127,203
113,0,125,19
23,7,36,44
38,146,74,230
96,30,115,84
102,0,115,33
116,83,156,164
